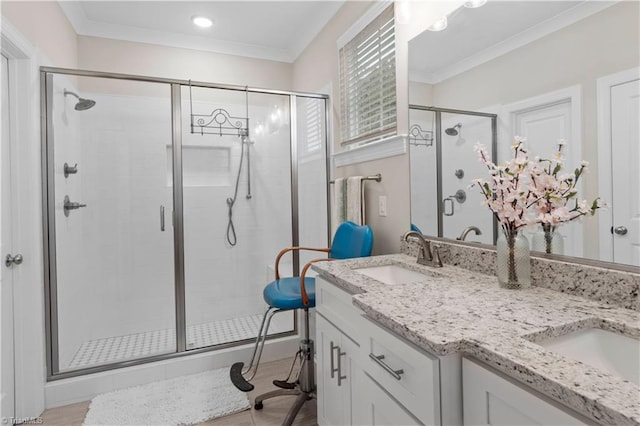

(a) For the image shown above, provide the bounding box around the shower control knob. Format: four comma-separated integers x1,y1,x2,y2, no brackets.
614,226,628,236
5,253,23,267
63,195,87,217
64,163,78,178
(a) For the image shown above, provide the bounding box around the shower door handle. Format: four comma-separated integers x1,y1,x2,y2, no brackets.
443,197,454,216
160,205,165,232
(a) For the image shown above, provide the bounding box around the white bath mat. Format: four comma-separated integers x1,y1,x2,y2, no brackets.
83,367,250,425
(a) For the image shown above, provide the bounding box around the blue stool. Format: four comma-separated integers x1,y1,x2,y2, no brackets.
230,221,373,425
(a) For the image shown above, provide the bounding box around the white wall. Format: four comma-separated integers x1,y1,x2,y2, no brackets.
1,1,78,68
78,36,293,91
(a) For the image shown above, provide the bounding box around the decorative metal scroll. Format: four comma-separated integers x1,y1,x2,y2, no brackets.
409,123,433,147
190,108,248,137
189,81,249,137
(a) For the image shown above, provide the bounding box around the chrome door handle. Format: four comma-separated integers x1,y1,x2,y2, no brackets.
160,205,165,232
5,253,23,267
443,197,454,216
614,226,628,236
369,353,404,380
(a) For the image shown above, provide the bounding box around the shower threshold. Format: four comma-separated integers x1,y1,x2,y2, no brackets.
65,312,293,370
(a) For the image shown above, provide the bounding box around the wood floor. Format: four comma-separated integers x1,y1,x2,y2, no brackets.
39,358,317,426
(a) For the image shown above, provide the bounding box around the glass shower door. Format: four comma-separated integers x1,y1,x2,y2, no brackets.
45,74,177,372
181,87,295,350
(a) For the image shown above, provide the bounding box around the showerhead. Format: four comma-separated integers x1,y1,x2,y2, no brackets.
64,90,96,111
445,123,462,136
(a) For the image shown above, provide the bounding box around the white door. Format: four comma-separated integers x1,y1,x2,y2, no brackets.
611,79,640,266
0,53,16,420
508,92,582,257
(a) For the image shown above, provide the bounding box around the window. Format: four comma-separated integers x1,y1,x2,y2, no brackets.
339,4,396,146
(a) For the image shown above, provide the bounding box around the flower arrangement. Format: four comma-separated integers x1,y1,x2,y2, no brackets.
471,136,604,287
472,137,604,234
472,137,535,237
528,139,604,226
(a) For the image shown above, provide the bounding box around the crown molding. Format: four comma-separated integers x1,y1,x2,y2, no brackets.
59,1,343,64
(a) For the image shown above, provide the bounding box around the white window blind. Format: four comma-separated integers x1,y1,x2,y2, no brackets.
339,4,396,146
303,98,323,155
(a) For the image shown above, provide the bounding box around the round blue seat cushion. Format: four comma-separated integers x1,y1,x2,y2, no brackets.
263,276,316,310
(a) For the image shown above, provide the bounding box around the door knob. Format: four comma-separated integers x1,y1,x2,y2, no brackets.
614,226,628,236
5,253,23,267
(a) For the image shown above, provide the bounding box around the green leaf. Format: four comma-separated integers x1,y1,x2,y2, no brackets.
552,164,562,175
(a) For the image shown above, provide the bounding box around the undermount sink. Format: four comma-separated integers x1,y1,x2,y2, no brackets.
536,328,640,385
354,264,439,285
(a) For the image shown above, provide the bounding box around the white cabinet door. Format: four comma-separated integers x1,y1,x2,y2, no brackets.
317,313,358,426
352,367,422,426
463,358,587,426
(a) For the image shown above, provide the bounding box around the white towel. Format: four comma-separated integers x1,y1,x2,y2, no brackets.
332,178,347,235
346,176,365,225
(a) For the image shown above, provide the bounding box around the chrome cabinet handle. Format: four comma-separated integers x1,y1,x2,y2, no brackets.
5,254,23,267
336,347,346,386
614,226,628,236
369,353,404,380
330,341,338,378
160,205,165,232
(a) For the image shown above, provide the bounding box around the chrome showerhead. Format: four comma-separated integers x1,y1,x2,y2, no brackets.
445,123,462,136
64,90,96,111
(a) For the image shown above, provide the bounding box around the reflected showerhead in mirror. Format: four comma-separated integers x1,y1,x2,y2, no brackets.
64,89,96,111
445,123,462,136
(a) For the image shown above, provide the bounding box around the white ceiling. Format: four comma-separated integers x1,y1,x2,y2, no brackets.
59,1,345,63
409,1,617,84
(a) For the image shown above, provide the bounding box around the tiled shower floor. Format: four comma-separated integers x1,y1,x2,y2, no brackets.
66,313,294,370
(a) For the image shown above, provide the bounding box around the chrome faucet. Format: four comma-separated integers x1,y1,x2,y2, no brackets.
457,226,482,241
402,231,443,268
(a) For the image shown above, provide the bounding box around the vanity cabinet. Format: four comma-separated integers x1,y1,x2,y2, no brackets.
315,276,462,426
316,314,360,426
351,366,422,426
462,357,589,425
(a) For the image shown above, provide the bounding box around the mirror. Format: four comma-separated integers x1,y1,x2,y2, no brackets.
408,1,639,267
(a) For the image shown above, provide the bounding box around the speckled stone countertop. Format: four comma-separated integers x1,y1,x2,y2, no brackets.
311,254,640,426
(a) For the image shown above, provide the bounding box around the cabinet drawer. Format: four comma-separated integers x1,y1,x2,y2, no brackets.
362,317,440,425
316,277,365,344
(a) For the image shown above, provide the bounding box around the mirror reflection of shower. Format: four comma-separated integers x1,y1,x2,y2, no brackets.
64,89,96,111
445,122,462,136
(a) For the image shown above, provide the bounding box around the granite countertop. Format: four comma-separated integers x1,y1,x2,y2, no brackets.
311,254,640,426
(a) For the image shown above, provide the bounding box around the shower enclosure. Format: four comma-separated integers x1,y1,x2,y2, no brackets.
409,105,497,243
41,68,329,379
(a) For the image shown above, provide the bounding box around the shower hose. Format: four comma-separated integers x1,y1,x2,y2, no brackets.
226,138,246,246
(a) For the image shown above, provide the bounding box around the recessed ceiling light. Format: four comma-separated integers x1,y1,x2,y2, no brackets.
464,0,487,8
192,16,213,28
427,16,448,32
